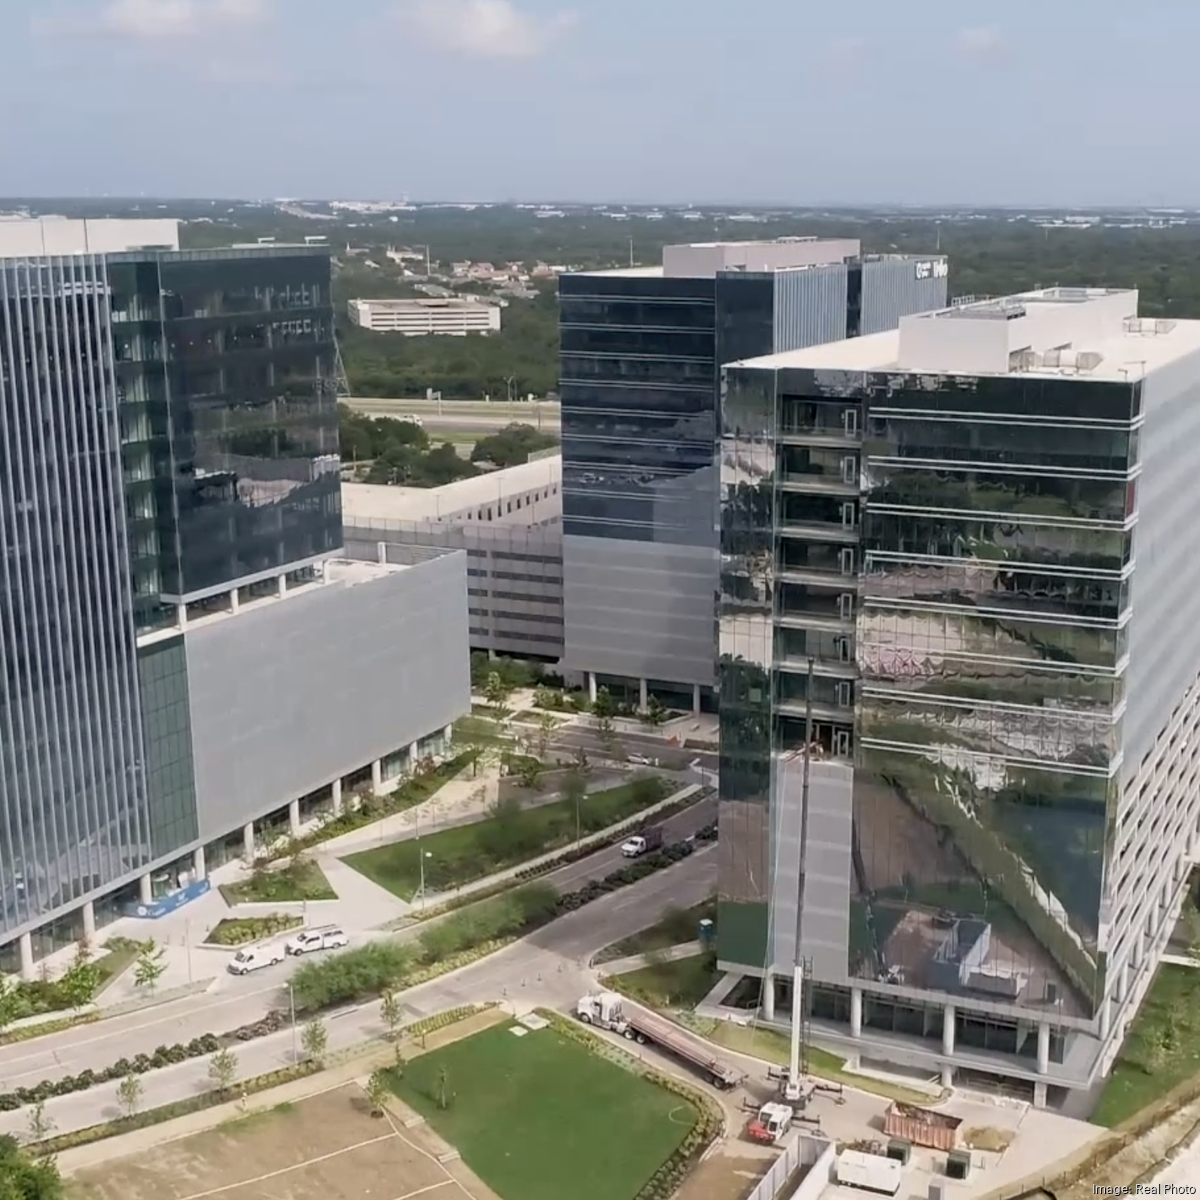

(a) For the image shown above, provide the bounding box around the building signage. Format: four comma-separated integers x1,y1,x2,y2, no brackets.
915,260,949,281
124,878,211,920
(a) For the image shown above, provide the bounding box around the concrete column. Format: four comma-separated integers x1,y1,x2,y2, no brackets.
588,673,598,704
850,987,863,1038
176,603,188,630
942,1005,956,1056
192,845,207,882
18,932,34,981
409,742,420,769
1033,1081,1048,1109
1037,1021,1051,1075
443,724,454,748
639,678,649,711
377,541,388,565
81,900,96,942
277,573,288,598
940,1065,954,1089
229,587,240,614
371,759,384,795
692,683,702,717
1100,996,1112,1041
138,873,153,905
762,973,775,1021
288,799,301,838
242,821,255,862
331,778,343,817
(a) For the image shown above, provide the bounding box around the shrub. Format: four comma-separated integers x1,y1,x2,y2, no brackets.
205,914,303,947
289,941,415,1013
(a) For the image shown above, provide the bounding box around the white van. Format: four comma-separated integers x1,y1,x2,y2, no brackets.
227,945,285,975
285,925,349,957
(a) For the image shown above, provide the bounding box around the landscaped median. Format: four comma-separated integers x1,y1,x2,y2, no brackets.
344,775,670,899
0,836,706,1116
219,859,338,906
204,914,303,947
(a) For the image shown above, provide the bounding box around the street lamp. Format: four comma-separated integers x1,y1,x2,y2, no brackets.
419,851,433,912
286,981,297,1063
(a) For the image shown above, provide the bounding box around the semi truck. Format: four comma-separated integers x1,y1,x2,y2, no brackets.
575,992,745,1089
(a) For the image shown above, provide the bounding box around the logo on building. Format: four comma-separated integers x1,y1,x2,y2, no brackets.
915,260,949,281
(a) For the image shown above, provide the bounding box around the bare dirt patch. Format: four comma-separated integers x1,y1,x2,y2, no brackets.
674,1154,776,1200
67,1084,488,1200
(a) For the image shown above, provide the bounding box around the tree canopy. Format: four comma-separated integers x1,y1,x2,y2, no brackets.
470,423,558,468
0,1135,65,1199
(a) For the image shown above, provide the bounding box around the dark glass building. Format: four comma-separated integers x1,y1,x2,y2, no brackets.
717,289,1200,1105
108,246,342,621
559,240,948,712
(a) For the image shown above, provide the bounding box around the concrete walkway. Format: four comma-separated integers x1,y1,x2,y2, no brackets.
598,940,704,976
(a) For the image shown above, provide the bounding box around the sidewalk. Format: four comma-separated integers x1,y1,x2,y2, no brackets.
598,940,703,976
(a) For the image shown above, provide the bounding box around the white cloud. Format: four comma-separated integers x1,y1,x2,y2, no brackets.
400,0,577,60
35,0,271,40
955,26,1005,58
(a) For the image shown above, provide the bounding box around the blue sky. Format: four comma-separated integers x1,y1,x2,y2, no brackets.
0,0,1193,205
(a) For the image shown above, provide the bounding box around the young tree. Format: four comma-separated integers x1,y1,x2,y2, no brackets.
592,688,619,753
301,1017,329,1065
26,1098,55,1146
436,1064,452,1110
515,756,544,790
380,989,403,1042
393,1042,407,1076
133,943,167,995
483,671,512,714
534,711,557,758
641,695,667,727
58,940,103,1011
0,975,25,1038
0,1134,65,1197
364,1069,389,1117
562,762,588,845
116,1073,142,1120
207,1047,238,1096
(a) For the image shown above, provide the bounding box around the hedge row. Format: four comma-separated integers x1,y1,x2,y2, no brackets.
537,1009,724,1200
415,789,713,922
31,1062,321,1156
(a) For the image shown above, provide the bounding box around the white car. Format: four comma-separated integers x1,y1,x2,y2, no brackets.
285,925,349,956
627,753,658,766
228,945,285,975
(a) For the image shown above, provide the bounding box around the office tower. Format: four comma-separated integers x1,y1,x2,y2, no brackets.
559,239,948,714
717,288,1200,1106
0,219,469,973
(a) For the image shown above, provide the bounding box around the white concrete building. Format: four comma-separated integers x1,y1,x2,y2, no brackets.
348,297,501,336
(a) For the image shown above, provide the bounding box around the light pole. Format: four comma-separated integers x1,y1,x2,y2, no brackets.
419,850,432,912
286,982,297,1063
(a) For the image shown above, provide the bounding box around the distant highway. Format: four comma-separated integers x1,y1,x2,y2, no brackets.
344,396,561,434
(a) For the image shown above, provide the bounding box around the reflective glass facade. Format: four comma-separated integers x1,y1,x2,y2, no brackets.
719,361,1137,1028
109,247,341,605
0,257,152,934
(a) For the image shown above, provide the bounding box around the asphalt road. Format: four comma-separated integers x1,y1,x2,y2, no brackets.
344,396,560,433
551,726,719,774
0,798,714,1090
0,850,715,1140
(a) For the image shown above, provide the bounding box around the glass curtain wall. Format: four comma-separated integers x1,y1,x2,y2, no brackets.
851,374,1135,1021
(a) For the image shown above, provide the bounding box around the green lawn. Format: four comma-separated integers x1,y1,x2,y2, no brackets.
219,860,337,905
595,898,716,964
1092,964,1200,1127
387,1021,696,1200
344,777,667,899
611,954,720,1009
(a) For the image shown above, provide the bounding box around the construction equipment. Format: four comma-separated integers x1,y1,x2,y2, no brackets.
835,1149,902,1196
745,1102,794,1145
575,992,745,1090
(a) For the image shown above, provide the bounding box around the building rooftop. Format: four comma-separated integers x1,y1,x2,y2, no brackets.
349,297,495,312
580,237,865,279
342,455,562,525
730,286,1200,382
0,216,181,257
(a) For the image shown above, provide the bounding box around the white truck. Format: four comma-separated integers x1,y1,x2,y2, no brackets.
575,991,745,1090
746,1102,794,1145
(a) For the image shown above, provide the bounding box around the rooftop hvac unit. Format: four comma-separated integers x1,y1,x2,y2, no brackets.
1040,349,1104,371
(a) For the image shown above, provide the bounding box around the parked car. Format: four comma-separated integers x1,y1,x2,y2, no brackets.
228,945,285,975
285,925,349,956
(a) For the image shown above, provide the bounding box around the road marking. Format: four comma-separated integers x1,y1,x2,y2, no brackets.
378,1098,481,1200
390,1183,456,1200
174,1132,399,1200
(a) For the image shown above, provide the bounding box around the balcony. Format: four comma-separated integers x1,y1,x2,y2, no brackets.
778,521,860,543
775,656,857,680
776,566,857,590
778,428,861,450
776,698,855,724
778,474,859,499
776,611,855,635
